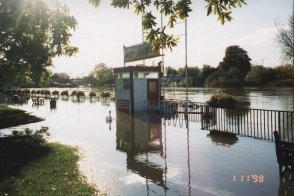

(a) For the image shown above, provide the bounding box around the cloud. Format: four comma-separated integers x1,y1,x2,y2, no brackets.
228,27,278,46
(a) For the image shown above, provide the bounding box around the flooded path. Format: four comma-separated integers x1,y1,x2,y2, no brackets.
1,87,294,195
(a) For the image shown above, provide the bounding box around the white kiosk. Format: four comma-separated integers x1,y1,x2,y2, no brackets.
114,42,161,114
114,65,161,114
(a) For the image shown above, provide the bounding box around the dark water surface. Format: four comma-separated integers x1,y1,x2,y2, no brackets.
1,87,294,196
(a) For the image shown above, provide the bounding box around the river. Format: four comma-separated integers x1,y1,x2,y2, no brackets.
1,87,294,196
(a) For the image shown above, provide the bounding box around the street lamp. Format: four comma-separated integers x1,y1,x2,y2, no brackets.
261,58,267,66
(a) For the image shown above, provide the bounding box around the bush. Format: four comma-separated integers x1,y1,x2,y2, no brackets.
52,90,59,95
71,90,77,96
61,90,69,96
89,91,96,97
77,91,85,97
207,92,236,108
100,91,110,98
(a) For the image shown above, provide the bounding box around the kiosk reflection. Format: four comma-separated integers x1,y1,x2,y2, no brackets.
116,112,168,190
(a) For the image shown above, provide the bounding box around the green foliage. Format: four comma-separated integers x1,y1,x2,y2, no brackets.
90,63,115,87
52,90,60,95
100,91,111,98
246,65,276,86
205,70,220,87
205,45,251,87
0,104,43,129
207,92,237,108
71,90,77,96
49,73,72,85
0,0,78,86
61,90,69,96
201,65,217,86
0,128,98,195
89,91,97,97
218,45,251,75
205,0,246,24
166,66,178,77
275,64,294,80
77,91,85,98
90,0,246,51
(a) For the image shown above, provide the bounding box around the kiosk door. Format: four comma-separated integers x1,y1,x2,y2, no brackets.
147,79,160,103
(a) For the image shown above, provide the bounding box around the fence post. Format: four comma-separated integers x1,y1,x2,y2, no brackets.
278,111,281,134
200,105,203,129
237,108,240,134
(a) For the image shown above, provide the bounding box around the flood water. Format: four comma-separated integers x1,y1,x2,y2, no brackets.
1,87,294,196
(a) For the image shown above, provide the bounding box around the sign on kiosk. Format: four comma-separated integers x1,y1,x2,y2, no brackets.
124,42,160,63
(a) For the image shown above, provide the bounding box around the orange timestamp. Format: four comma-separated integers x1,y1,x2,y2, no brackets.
233,174,264,183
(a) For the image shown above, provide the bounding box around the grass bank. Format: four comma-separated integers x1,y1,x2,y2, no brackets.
0,104,43,129
0,129,102,195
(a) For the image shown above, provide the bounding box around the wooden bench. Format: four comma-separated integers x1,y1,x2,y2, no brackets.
274,131,294,177
32,97,44,105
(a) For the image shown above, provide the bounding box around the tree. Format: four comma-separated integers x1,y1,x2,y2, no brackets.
178,66,201,86
49,73,72,85
0,0,78,86
246,65,276,86
90,63,115,86
165,66,178,77
201,64,217,86
89,0,246,50
218,45,251,76
276,18,294,63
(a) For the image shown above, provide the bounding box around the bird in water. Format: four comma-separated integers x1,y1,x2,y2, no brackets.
106,110,112,123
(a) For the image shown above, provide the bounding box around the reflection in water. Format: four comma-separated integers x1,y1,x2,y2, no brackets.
279,175,294,196
2,88,294,195
116,112,168,191
207,131,238,147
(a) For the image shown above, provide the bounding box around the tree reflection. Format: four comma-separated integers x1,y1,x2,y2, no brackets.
207,130,238,147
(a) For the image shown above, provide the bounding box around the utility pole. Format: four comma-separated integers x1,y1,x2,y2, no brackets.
262,58,267,66
292,0,294,66
185,18,188,120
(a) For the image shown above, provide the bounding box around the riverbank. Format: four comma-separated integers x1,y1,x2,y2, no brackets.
0,104,43,129
0,129,101,195
0,106,103,195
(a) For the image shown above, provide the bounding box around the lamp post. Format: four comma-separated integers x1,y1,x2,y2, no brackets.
185,18,188,120
261,58,267,66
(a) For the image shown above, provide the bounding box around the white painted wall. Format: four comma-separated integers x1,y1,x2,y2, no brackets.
133,79,147,111
115,79,130,111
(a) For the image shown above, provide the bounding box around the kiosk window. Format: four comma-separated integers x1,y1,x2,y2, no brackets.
123,79,130,89
149,81,157,92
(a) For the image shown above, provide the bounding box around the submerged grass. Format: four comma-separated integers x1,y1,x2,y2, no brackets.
0,130,101,195
0,104,43,129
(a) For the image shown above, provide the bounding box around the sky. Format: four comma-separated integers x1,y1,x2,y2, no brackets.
52,0,293,77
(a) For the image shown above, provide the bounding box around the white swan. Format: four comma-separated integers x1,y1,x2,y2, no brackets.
106,110,112,123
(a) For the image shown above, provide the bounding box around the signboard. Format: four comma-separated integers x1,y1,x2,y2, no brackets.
117,99,129,112
124,42,160,63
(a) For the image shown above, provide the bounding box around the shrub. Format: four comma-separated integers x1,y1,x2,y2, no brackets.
77,91,85,97
207,92,236,108
100,91,110,98
61,90,69,96
71,90,77,96
52,90,59,95
89,92,96,97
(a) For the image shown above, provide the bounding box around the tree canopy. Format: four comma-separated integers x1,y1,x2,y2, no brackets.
218,45,251,76
90,63,115,86
276,18,294,63
0,0,78,86
89,0,246,50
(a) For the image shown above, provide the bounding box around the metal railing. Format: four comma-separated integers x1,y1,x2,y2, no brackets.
200,105,294,143
148,100,294,143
